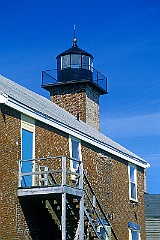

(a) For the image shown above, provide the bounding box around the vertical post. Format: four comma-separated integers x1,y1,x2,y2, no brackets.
62,192,66,240
62,156,66,186
79,161,84,240
62,156,66,240
18,160,22,187
93,195,96,209
79,161,83,189
79,196,84,240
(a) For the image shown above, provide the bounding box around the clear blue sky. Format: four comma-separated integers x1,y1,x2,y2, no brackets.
0,0,160,193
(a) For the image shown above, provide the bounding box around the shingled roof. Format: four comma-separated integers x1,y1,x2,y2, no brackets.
0,75,149,168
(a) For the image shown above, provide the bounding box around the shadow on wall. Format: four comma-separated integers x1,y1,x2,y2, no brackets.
18,196,61,240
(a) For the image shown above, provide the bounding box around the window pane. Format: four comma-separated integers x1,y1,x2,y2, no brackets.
71,54,81,68
130,166,135,183
131,229,140,240
57,57,61,70
131,182,136,199
62,55,70,69
82,55,89,69
89,58,93,71
71,139,80,169
22,129,33,187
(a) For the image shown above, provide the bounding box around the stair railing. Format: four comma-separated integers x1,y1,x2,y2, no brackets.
83,171,119,240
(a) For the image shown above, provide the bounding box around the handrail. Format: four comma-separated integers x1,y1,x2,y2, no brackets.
18,155,81,163
84,186,109,239
18,156,83,189
84,172,119,240
18,156,118,239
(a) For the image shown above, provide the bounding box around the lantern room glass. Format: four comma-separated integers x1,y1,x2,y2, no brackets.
62,55,70,69
71,54,81,68
59,54,93,71
82,55,89,69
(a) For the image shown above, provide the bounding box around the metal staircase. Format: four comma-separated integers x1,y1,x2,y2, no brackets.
18,156,119,240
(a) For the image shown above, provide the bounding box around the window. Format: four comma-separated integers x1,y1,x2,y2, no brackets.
21,114,35,187
129,164,137,201
129,229,141,240
62,55,70,69
71,54,81,68
82,55,89,69
57,57,61,71
89,57,93,71
69,136,81,172
128,222,141,240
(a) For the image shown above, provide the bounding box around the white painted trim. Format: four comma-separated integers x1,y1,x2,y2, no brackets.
69,136,82,180
21,114,35,132
0,91,8,103
129,228,141,240
128,164,138,202
5,96,149,169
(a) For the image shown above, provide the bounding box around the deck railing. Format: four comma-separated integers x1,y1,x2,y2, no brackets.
18,156,83,190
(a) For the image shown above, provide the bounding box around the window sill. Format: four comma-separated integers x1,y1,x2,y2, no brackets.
130,199,138,204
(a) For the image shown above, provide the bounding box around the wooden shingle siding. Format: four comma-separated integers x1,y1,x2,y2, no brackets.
145,218,160,239
145,194,160,240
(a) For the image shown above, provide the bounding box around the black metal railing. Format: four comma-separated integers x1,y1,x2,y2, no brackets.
42,66,108,93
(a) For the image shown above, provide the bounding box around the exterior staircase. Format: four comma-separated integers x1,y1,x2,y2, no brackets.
43,171,118,240
18,156,119,239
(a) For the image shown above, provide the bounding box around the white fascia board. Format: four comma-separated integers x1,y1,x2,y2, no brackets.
4,97,150,169
0,91,8,103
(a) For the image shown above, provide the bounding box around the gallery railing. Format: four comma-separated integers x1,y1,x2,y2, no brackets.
42,66,108,93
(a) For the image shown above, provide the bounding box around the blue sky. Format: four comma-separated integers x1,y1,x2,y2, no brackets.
0,0,160,193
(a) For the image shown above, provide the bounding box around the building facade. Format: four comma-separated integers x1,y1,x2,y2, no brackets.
0,40,149,240
145,194,160,239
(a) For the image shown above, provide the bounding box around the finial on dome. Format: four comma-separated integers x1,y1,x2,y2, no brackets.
73,25,78,47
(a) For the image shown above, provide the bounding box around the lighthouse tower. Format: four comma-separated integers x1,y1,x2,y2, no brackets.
42,37,108,131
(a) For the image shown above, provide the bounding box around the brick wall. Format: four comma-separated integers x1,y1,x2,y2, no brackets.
0,105,27,239
0,105,146,239
50,82,100,131
81,141,146,239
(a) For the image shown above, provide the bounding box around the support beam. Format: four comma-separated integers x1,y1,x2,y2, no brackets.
79,161,84,240
79,196,84,240
62,192,66,240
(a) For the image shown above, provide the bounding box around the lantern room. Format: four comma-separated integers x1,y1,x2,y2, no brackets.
42,38,108,95
56,38,94,83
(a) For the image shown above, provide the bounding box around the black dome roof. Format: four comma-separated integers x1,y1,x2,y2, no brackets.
56,40,93,59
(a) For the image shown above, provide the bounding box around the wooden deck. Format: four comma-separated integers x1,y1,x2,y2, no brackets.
17,185,84,197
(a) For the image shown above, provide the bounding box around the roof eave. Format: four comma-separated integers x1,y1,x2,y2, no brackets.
2,95,149,169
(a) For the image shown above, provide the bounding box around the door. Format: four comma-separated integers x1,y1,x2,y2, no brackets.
21,129,33,187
